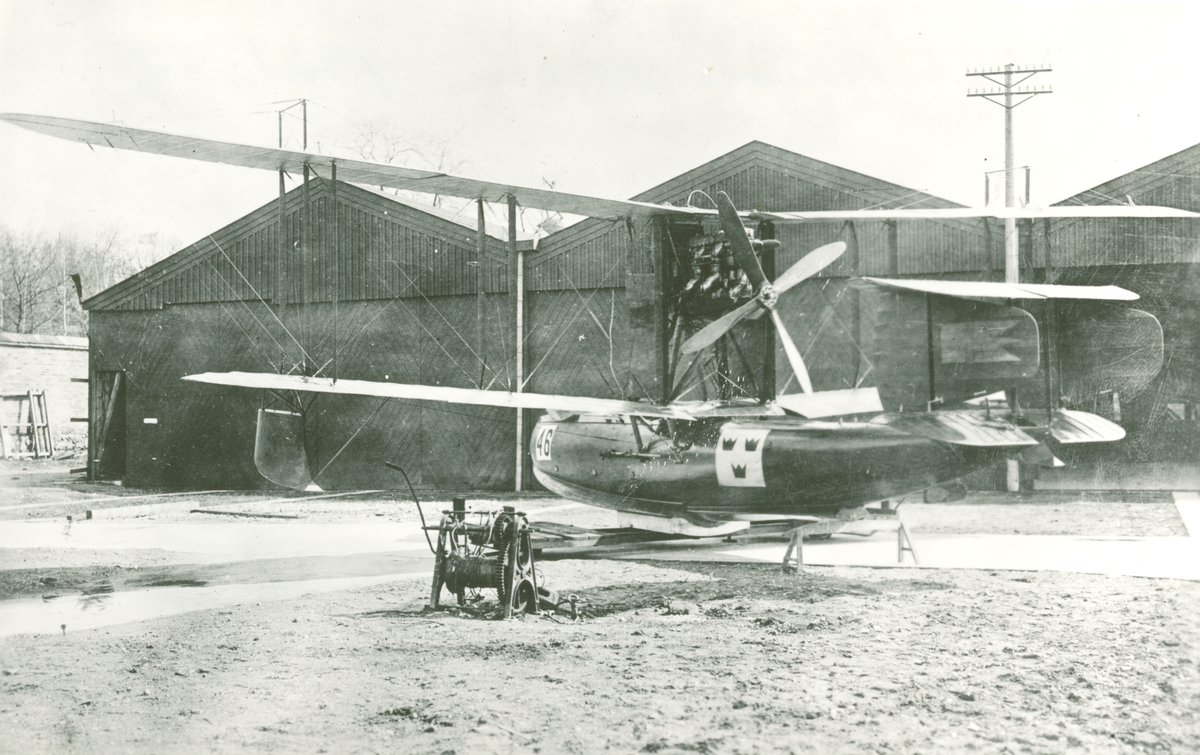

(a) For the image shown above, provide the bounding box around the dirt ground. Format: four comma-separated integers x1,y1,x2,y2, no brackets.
1,460,1198,754
1,563,1197,754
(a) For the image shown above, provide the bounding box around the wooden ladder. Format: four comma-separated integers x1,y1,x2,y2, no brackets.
0,390,54,459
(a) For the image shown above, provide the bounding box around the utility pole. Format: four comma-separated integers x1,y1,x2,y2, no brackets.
967,65,1051,493
277,99,309,180
967,64,1052,283
277,99,308,149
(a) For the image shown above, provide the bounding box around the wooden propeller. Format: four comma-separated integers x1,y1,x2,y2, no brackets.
680,192,844,394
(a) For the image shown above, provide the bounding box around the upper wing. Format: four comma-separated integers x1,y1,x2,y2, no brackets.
6,113,1198,223
860,277,1140,301
752,206,1200,222
183,371,701,419
0,113,707,222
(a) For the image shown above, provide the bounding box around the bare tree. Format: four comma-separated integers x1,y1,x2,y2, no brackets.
0,226,158,336
343,121,568,239
521,177,565,237
347,119,469,208
1,230,59,333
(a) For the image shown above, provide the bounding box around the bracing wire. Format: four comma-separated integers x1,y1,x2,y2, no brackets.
312,399,389,480
90,150,289,371
327,201,639,404
552,262,624,394
300,193,506,385
862,189,939,211
520,238,627,390
328,219,496,384
200,256,293,358
97,137,316,369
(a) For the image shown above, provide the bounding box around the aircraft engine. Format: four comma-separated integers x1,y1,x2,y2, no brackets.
678,231,776,316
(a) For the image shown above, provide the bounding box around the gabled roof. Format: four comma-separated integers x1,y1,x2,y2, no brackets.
87,141,979,311
85,179,533,312
537,140,965,261
1045,141,1200,268
355,184,536,244
1055,141,1200,211
631,140,964,211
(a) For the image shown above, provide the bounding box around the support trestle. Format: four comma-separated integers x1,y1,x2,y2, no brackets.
782,501,919,572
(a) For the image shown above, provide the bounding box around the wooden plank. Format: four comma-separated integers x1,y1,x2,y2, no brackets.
93,372,122,474
27,391,40,457
34,390,53,457
87,369,101,477
302,165,311,305
191,509,299,520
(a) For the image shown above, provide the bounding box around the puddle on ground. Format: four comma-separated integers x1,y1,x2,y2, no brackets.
0,519,428,562
0,573,427,637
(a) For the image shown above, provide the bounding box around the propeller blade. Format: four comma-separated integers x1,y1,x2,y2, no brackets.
742,241,847,322
679,297,761,354
769,309,814,394
716,191,766,288
682,240,847,353
774,241,847,294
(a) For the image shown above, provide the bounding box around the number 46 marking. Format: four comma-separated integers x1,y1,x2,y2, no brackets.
534,426,555,461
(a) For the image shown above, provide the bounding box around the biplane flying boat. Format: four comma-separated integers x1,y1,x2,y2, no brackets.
2,114,1190,537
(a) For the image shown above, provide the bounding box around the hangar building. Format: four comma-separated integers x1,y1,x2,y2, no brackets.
83,141,1200,490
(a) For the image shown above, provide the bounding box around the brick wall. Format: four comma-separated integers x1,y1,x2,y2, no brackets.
0,333,89,454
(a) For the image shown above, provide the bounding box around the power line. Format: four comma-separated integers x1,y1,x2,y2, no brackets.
967,62,1053,283
967,63,1053,494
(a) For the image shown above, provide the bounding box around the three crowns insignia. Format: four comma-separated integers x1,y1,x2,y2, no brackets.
723,436,760,452
722,435,762,482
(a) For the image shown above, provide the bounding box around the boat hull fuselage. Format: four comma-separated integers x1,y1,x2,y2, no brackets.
531,416,998,522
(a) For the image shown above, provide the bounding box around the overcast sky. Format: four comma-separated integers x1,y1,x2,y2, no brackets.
1,1,1197,246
